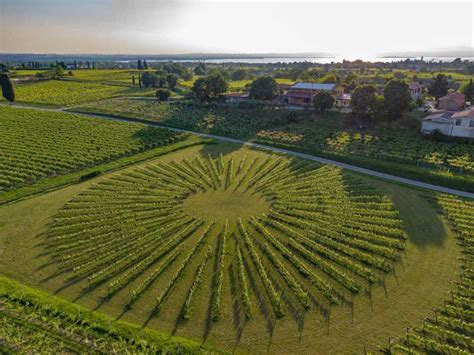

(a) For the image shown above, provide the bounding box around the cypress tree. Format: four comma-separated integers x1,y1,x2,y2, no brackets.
1,73,15,102
143,59,148,69
137,59,143,70
138,75,142,87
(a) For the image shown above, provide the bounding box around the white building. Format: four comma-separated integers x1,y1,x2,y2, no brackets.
421,109,474,138
335,93,351,109
408,82,423,101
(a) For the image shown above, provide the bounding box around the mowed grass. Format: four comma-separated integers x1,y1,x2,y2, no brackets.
3,80,154,107
0,143,462,353
0,106,187,193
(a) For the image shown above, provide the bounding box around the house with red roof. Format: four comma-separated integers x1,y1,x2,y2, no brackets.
437,92,466,111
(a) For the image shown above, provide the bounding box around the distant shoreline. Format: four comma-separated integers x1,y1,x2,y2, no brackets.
1,52,473,64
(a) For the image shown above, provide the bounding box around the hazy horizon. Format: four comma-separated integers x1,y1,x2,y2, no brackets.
1,0,473,58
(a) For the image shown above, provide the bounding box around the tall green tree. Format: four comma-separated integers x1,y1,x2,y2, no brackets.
383,80,411,118
143,59,148,69
191,72,228,101
191,77,209,101
194,63,206,75
313,91,334,114
351,85,378,121
0,73,15,102
249,76,277,100
205,72,228,99
137,59,143,70
231,69,248,81
166,74,178,90
428,74,449,99
141,72,157,87
462,79,473,102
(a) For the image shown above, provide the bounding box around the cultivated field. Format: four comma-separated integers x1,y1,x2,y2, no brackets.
0,143,467,353
393,194,474,354
0,106,186,193
1,80,155,107
71,98,474,191
179,77,294,91
0,277,202,353
1,67,473,352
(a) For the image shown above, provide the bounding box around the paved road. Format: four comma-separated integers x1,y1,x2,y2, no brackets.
3,102,474,199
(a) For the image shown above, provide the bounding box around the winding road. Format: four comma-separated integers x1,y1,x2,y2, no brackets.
3,102,474,199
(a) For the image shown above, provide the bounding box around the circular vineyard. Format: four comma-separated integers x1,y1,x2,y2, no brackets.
46,153,406,327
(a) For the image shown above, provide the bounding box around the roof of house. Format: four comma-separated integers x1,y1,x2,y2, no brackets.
286,90,314,99
409,82,423,90
277,83,292,90
423,110,455,123
337,93,351,100
291,82,336,91
452,108,474,120
439,92,466,104
225,92,249,98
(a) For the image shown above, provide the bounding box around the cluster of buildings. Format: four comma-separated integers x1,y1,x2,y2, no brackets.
225,79,473,139
227,80,427,111
421,92,473,138
281,83,350,109
226,82,352,110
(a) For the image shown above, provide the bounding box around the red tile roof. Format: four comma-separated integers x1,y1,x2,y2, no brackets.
440,92,466,104
452,108,474,119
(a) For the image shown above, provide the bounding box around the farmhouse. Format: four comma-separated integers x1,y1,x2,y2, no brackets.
290,82,337,92
408,82,424,101
437,92,466,111
286,90,314,106
421,108,474,138
286,82,342,106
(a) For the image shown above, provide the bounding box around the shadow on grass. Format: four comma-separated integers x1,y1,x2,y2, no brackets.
356,176,449,248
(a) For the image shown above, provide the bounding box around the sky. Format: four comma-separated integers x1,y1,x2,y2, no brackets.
0,0,473,58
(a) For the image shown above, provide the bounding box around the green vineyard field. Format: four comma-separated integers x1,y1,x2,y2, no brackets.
45,153,406,332
0,106,186,193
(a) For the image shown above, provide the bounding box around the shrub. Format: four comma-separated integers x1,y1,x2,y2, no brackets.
80,170,102,181
156,89,171,102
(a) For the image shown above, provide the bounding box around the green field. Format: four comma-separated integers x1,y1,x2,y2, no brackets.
71,98,474,191
1,67,474,353
2,80,155,107
179,77,294,91
1,142,471,353
0,106,187,194
66,69,148,85
0,276,203,353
